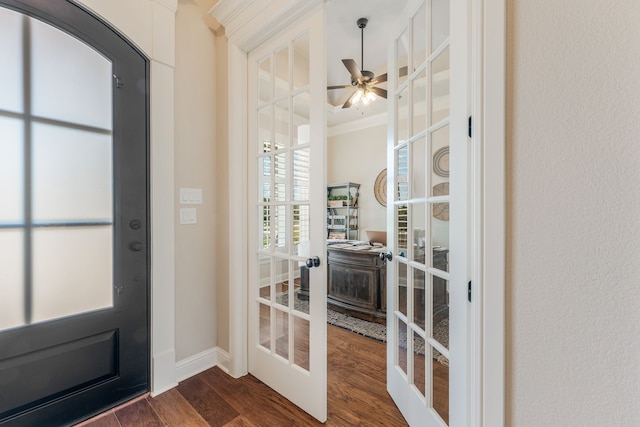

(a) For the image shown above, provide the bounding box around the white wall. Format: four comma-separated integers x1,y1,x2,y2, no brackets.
327,123,387,238
174,1,218,362
507,1,640,425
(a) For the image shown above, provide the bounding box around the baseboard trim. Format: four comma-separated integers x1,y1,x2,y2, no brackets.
216,348,232,375
151,349,178,397
175,347,230,382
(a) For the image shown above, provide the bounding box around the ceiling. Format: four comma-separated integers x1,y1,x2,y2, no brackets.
326,0,408,129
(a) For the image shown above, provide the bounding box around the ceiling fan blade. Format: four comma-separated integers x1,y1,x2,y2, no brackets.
342,59,363,83
370,87,388,99
372,73,387,84
327,85,352,90
342,90,361,109
370,67,406,85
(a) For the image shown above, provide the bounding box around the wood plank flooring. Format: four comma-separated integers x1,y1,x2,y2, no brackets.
81,325,448,426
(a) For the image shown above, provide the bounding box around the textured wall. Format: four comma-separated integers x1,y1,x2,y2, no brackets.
174,1,218,361
507,1,640,425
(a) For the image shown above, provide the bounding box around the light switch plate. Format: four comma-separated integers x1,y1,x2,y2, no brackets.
179,187,203,205
180,208,197,224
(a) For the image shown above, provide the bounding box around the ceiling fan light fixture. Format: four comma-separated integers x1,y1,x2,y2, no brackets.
363,89,376,105
328,17,388,109
351,88,364,104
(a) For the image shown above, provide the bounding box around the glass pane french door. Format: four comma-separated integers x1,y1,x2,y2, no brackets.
386,0,468,425
247,7,327,422
0,6,114,332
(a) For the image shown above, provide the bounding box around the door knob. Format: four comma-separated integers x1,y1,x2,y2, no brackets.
379,251,392,261
129,241,144,252
305,256,321,268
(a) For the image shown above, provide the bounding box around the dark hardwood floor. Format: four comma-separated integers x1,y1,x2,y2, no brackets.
80,325,448,426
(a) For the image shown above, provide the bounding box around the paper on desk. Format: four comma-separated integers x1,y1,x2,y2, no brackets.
329,243,353,249
344,245,374,250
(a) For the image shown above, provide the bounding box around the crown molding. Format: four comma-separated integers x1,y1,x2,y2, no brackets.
209,0,321,52
154,0,177,13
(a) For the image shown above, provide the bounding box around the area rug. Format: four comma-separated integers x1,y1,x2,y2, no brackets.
328,308,450,366
277,294,449,366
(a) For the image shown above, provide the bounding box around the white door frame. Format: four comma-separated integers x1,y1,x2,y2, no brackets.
223,40,249,378
469,0,506,425
211,0,506,425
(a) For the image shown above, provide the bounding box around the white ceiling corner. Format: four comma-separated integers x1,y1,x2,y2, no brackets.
209,0,322,52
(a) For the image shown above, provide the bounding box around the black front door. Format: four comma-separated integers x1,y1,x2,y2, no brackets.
0,1,149,425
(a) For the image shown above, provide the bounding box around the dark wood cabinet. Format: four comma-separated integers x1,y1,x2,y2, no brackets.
325,245,449,325
298,245,449,324
403,248,449,325
326,246,387,323
432,248,449,323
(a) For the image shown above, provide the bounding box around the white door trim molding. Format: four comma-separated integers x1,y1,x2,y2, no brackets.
210,0,320,51
225,41,249,378
471,0,506,425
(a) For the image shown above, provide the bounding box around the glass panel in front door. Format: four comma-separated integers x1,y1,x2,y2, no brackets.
391,0,451,424
255,33,311,372
0,8,113,331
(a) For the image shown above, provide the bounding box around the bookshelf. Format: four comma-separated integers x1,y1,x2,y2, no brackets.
327,182,359,240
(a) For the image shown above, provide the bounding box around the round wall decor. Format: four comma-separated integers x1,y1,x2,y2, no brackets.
432,182,449,221
374,169,387,207
433,147,450,177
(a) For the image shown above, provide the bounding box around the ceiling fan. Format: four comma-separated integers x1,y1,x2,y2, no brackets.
327,17,388,109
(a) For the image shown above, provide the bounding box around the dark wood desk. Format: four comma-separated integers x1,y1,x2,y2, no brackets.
298,245,449,325
326,245,387,323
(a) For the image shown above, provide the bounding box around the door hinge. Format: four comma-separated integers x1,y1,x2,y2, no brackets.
468,281,472,302
468,116,472,138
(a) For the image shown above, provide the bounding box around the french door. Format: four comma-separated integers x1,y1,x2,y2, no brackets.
386,0,470,425
247,7,327,422
0,1,149,425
